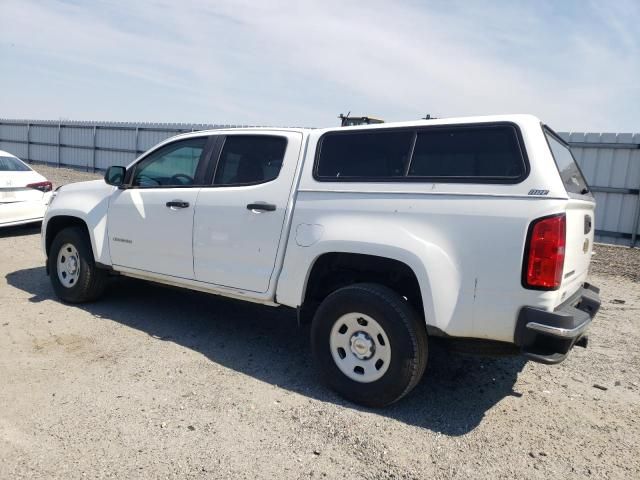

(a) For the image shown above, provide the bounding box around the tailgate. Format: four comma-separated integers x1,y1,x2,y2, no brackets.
559,199,595,301
543,127,596,303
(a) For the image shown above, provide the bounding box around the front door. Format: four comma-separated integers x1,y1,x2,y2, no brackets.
108,136,211,279
193,132,302,292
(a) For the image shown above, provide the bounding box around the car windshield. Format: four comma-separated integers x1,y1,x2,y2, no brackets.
0,155,31,172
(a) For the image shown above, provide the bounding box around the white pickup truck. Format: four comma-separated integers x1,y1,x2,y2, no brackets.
42,114,601,407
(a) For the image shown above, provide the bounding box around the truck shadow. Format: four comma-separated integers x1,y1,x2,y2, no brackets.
6,266,526,436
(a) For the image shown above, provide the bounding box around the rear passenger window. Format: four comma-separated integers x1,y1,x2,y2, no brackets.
316,131,414,179
408,126,525,179
214,135,287,185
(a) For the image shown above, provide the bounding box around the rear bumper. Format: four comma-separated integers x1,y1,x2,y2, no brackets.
0,199,48,227
515,283,601,364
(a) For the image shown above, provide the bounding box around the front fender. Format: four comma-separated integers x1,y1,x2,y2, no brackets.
43,180,114,265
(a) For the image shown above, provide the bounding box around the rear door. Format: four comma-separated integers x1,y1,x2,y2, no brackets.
193,132,302,293
108,136,213,279
544,128,595,296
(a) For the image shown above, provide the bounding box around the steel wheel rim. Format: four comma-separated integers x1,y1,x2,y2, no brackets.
56,243,80,288
329,312,391,383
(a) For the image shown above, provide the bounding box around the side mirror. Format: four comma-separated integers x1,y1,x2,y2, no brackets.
105,166,126,187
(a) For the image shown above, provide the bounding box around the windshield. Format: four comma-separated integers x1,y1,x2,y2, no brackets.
0,155,31,172
544,129,591,196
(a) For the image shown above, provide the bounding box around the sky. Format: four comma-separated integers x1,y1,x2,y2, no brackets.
1,0,638,132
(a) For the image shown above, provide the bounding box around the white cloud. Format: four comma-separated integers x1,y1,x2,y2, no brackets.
1,0,638,131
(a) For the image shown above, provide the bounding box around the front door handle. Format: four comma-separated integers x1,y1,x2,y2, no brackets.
166,200,190,209
246,202,276,212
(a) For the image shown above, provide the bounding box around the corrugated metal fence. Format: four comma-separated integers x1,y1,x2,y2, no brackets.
558,132,640,247
0,119,245,171
1,119,639,247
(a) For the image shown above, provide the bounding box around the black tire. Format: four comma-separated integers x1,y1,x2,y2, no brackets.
311,283,428,407
48,226,107,303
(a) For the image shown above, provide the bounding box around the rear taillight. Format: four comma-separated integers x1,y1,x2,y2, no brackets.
523,214,566,290
26,181,53,193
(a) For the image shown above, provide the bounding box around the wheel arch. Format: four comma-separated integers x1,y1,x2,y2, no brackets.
277,236,471,336
294,247,435,330
45,215,92,258
44,214,111,274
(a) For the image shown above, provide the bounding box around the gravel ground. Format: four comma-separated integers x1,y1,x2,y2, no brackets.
591,243,640,283
1,168,639,479
28,163,103,188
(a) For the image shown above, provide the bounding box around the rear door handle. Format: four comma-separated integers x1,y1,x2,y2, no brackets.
166,200,190,209
246,202,276,212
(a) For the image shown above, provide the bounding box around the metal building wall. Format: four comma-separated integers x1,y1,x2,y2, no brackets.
1,119,639,246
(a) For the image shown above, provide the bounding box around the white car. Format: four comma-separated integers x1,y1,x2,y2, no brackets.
42,115,601,407
0,150,53,227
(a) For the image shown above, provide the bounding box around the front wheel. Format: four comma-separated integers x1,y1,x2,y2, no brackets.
311,283,428,407
48,226,107,303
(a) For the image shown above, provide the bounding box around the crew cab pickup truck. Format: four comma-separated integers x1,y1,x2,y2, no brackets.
42,114,601,407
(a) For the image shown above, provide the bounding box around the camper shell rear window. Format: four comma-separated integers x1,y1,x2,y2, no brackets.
314,123,529,184
543,127,591,197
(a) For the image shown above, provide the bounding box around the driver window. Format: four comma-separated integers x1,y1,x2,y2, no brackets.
132,137,208,187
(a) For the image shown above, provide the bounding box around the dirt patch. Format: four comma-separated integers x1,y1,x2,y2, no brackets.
32,333,94,354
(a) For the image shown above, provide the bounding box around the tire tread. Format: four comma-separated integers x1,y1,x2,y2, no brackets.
346,283,427,403
311,282,428,407
48,226,107,303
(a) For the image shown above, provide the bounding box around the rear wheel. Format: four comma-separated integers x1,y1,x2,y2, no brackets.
311,283,428,407
48,226,107,303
